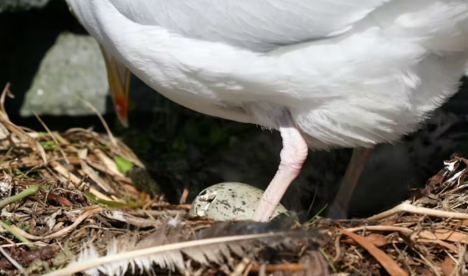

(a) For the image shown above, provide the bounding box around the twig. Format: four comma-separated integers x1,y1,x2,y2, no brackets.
50,161,81,185
346,225,467,250
333,234,342,263
249,263,304,272
0,83,12,120
417,238,458,253
243,262,253,276
103,211,161,228
180,185,189,204
0,147,13,167
77,97,117,146
346,225,410,234
336,228,409,276
0,246,24,273
417,252,441,276
456,244,467,275
368,202,468,220
258,264,266,276
230,258,250,276
0,186,38,248
34,113,70,164
11,207,102,240
308,204,328,223
320,247,337,273
0,242,48,248
0,185,39,209
0,221,34,249
126,209,187,217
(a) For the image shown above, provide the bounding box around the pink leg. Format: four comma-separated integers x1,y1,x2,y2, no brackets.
327,147,374,219
252,114,308,222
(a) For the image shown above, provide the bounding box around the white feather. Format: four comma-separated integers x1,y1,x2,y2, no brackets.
68,236,185,276
66,0,468,150
100,0,390,52
43,229,299,276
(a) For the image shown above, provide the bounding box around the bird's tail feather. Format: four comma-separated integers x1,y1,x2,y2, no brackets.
375,0,468,53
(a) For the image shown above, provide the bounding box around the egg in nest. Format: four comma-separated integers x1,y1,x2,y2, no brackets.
189,182,288,221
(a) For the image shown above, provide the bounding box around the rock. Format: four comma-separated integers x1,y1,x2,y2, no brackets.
20,32,109,117
1,1,158,119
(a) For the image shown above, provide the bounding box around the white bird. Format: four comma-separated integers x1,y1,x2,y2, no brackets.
66,0,468,221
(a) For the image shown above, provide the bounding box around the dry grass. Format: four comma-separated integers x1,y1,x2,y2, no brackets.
0,84,466,275
309,154,468,276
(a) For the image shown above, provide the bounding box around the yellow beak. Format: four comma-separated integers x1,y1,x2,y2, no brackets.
100,46,131,128
70,7,131,127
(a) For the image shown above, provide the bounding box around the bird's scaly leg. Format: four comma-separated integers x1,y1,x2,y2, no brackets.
328,147,374,219
252,113,308,222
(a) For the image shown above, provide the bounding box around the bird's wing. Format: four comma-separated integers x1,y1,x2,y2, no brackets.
109,0,389,52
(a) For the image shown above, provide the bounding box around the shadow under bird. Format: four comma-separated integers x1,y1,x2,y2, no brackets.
66,0,468,221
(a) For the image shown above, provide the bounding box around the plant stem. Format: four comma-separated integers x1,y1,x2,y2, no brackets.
0,185,40,209
0,221,34,248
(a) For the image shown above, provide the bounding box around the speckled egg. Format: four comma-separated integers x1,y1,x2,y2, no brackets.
189,182,288,221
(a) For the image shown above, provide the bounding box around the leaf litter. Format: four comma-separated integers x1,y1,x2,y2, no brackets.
0,82,466,276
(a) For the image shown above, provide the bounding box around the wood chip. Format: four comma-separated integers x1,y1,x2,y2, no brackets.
441,256,456,276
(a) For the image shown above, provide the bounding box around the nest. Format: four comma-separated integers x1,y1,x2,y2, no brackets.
0,83,466,276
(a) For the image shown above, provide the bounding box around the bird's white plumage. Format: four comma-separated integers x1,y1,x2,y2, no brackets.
101,0,388,52
67,0,468,150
